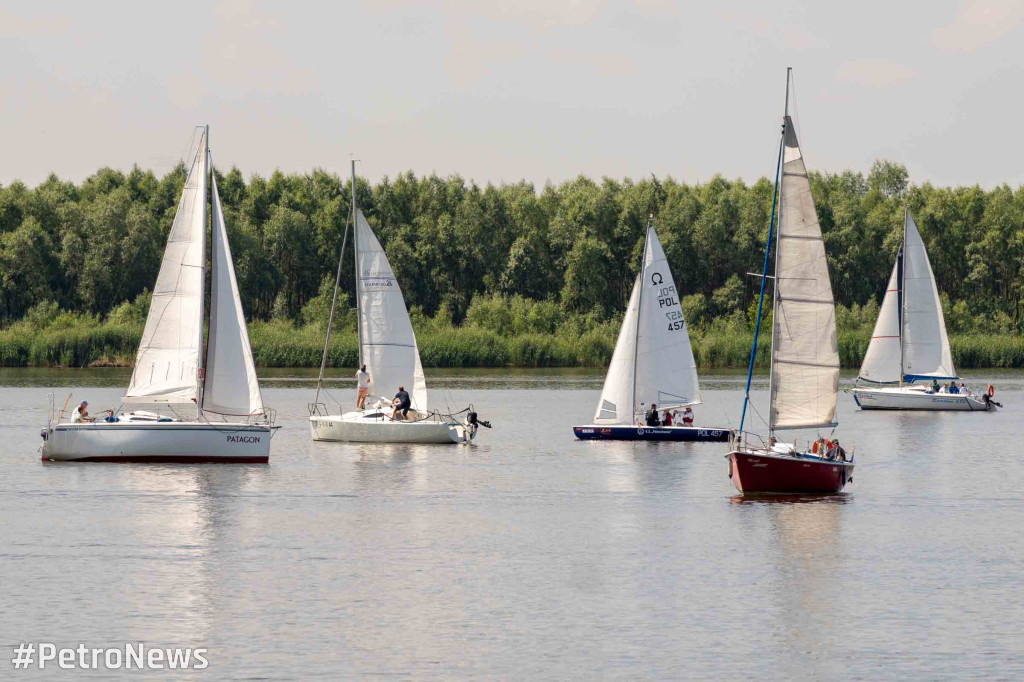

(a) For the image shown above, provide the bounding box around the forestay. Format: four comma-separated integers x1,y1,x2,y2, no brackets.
902,213,955,380
593,226,701,424
355,209,428,410
202,164,264,417
770,117,840,430
858,258,902,383
123,130,208,417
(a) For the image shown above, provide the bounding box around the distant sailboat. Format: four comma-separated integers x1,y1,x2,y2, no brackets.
41,127,275,462
308,161,483,444
573,219,731,442
848,209,995,411
727,69,854,494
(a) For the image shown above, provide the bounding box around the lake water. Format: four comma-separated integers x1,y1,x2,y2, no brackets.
2,368,1023,680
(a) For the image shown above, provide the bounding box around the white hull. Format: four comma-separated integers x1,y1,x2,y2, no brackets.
849,387,993,411
41,421,272,462
309,410,469,444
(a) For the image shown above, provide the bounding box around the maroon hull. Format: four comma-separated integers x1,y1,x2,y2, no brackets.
727,450,853,494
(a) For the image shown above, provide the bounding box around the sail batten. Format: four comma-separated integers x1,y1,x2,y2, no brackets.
769,116,840,431
355,209,428,410
594,225,701,424
123,129,208,417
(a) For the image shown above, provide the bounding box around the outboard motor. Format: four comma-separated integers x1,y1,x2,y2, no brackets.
467,410,491,430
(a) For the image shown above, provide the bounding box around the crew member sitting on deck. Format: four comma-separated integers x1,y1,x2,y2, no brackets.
392,386,411,420
645,404,660,427
931,379,940,393
681,406,694,426
72,400,95,423
949,382,959,394
661,410,672,426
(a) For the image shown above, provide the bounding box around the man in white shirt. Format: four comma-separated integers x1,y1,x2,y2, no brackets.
355,365,371,410
71,400,94,423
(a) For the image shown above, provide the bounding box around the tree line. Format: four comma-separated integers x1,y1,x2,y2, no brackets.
1,160,1021,335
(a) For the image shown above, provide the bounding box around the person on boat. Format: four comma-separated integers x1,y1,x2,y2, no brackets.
948,382,958,394
645,404,660,427
392,386,411,420
681,406,694,426
961,382,969,395
355,365,371,410
661,410,672,426
72,400,95,423
931,378,940,393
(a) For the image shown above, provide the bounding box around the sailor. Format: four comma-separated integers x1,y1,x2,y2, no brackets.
72,400,95,423
355,364,371,410
645,404,660,427
681,406,694,426
661,410,673,427
960,382,968,395
931,378,940,393
392,386,411,421
949,382,958,394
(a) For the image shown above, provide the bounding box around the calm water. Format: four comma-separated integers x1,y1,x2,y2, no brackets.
2,368,1023,680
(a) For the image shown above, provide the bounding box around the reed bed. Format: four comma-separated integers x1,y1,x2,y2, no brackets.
2,318,1021,369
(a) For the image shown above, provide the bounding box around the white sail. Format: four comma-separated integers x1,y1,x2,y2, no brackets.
634,226,702,411
902,212,956,380
355,209,428,410
770,117,840,430
123,130,208,417
202,165,264,417
593,275,640,423
592,226,701,423
858,258,902,383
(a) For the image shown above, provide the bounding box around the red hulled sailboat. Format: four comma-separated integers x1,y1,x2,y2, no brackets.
727,68,854,495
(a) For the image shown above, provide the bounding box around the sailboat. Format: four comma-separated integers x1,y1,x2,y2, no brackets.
573,219,731,442
41,127,274,463
727,70,854,494
848,209,994,411
308,161,481,444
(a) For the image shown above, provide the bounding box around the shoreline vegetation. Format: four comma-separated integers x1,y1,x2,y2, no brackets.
2,161,1022,369
2,295,1022,369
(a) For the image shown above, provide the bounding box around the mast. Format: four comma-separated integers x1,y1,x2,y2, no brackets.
352,159,363,369
766,68,791,438
198,123,210,415
631,218,652,423
312,175,353,405
898,206,907,386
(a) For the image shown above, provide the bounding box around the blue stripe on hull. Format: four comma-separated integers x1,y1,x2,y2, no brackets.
573,425,732,442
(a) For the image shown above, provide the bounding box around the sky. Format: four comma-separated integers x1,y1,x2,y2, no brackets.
2,0,1023,189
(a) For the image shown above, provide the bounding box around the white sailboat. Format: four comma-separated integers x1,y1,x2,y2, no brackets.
848,209,994,410
41,127,275,462
308,161,481,444
573,219,730,442
728,69,854,494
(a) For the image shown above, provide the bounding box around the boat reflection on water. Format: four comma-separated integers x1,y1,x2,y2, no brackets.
731,493,849,677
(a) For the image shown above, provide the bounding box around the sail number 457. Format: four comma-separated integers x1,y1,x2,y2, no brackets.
665,309,686,331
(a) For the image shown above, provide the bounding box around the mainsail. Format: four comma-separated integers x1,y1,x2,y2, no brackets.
593,225,701,424
902,212,955,380
123,130,208,417
857,211,955,383
355,209,428,410
770,116,840,430
202,164,264,417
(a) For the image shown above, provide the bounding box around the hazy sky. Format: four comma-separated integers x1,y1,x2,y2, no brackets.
3,0,1023,189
